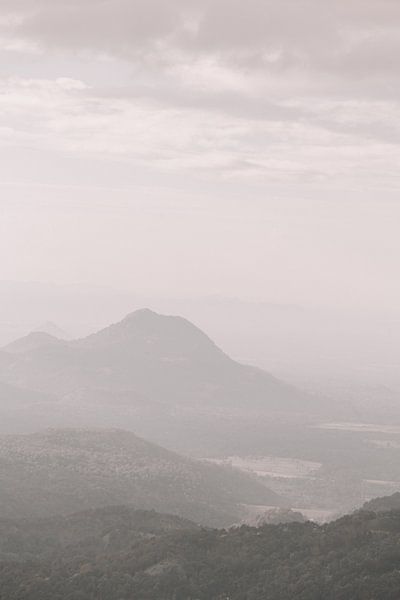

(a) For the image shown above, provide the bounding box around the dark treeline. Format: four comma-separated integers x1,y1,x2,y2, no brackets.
1,505,400,599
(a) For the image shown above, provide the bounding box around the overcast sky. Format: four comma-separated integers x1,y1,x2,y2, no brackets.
1,0,400,309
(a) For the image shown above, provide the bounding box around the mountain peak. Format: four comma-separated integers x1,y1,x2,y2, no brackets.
122,308,161,321
32,321,69,339
4,331,64,355
80,309,223,361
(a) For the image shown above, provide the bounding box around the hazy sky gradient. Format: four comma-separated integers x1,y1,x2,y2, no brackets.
1,0,400,309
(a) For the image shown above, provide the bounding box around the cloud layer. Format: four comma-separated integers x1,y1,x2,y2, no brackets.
0,1,399,194
0,1,400,304
2,0,400,93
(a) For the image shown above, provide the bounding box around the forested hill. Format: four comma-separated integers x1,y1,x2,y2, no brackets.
1,507,400,599
362,492,400,513
0,428,282,527
0,506,198,562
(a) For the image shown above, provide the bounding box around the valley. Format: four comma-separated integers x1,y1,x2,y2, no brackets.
0,309,399,523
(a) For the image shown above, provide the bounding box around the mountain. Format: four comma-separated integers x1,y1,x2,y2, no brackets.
0,309,305,408
0,309,319,455
2,507,400,599
0,428,282,527
4,332,63,355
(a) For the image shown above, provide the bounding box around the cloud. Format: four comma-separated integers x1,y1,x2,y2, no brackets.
0,1,399,194
1,74,399,194
1,0,400,93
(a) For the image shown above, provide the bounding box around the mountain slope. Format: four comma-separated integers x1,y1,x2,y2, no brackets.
0,505,198,562
0,428,282,527
362,492,400,513
0,382,59,434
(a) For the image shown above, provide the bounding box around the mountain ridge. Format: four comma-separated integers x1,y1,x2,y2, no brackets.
2,503,400,599
0,308,309,405
0,309,323,456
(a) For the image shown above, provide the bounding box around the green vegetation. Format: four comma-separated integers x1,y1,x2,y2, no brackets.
1,505,400,599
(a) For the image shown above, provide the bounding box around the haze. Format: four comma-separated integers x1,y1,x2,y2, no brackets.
1,0,400,312
2,4,400,598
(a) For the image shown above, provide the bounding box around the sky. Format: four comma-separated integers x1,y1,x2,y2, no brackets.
1,0,400,309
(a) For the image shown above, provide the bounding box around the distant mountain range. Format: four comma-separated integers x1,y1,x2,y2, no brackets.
0,428,282,527
0,308,319,455
0,308,307,409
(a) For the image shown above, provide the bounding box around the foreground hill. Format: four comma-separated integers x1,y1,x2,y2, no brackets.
1,505,400,599
362,492,400,513
0,429,281,527
0,505,197,562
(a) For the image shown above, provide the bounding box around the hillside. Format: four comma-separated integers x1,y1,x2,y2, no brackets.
362,492,400,513
0,428,282,527
1,506,400,599
0,505,197,562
